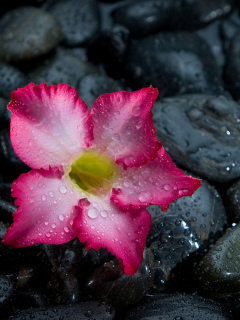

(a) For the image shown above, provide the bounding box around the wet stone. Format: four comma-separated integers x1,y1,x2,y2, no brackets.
78,74,126,109
111,0,182,37
28,47,98,89
149,179,227,245
0,62,27,99
220,10,240,52
224,30,240,101
125,293,228,320
0,97,10,126
8,301,115,320
0,6,62,62
0,275,15,306
226,179,240,223
86,249,153,309
0,183,16,224
146,213,199,291
44,0,100,46
121,32,224,97
195,223,240,300
0,129,30,182
153,94,240,183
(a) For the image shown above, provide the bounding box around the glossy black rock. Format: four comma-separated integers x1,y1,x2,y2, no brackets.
121,32,223,97
45,0,100,46
226,179,240,223
196,224,240,300
153,94,240,183
0,7,62,62
125,293,228,320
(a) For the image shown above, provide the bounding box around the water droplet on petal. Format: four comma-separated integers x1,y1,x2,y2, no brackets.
123,181,130,187
42,194,47,201
164,184,171,191
64,226,70,233
44,221,48,226
135,120,142,129
139,192,151,202
52,224,56,229
88,208,98,219
103,123,109,129
59,185,67,194
112,133,120,141
46,232,51,238
126,126,132,134
28,139,33,146
49,191,55,197
58,214,64,221
100,210,108,218
133,106,141,116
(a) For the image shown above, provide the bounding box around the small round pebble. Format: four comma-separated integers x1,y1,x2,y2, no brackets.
0,6,62,62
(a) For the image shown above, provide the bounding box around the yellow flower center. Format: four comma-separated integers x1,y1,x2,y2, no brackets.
69,150,119,196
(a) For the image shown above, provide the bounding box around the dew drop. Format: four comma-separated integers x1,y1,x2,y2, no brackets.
39,233,42,236
164,184,171,191
91,226,95,230
135,120,142,129
126,126,132,134
44,221,48,226
28,139,33,146
42,194,47,201
133,106,141,116
64,226,70,233
112,133,120,141
46,232,51,238
88,208,98,219
52,224,56,229
58,214,64,221
139,192,151,202
49,191,55,198
59,185,67,194
103,123,109,129
123,181,130,187
100,210,108,218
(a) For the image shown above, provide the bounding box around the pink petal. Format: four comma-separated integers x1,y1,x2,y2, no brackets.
2,168,82,247
8,83,93,170
90,87,161,168
111,147,201,211
73,196,152,275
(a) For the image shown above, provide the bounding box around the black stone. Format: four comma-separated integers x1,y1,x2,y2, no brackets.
78,74,126,109
28,47,98,89
0,62,27,99
226,179,240,223
224,30,240,101
8,301,115,320
0,6,62,62
0,275,15,306
153,94,240,183
86,249,153,309
0,129,30,182
0,97,10,126
0,183,16,224
121,32,223,97
45,0,100,46
125,293,228,320
220,10,240,53
195,224,240,300
112,0,234,36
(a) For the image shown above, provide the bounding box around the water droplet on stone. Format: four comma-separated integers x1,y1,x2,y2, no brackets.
59,185,67,194
100,210,108,218
88,208,98,219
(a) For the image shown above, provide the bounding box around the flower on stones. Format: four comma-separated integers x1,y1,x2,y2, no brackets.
3,83,201,275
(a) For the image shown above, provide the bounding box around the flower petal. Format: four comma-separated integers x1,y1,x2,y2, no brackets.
111,147,201,211
2,169,81,247
73,196,152,275
90,87,161,168
8,83,93,170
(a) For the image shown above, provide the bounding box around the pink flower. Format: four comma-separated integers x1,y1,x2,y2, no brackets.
3,83,201,275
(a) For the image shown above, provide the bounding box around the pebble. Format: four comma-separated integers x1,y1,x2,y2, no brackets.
45,0,100,46
125,293,228,320
0,62,27,99
121,32,224,97
153,94,240,183
78,74,126,109
0,6,62,62
195,224,240,300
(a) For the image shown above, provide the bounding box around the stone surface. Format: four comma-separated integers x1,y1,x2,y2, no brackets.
226,179,240,223
28,47,98,89
153,94,240,183
8,301,115,320
121,32,224,97
125,294,228,320
0,6,62,62
78,74,125,109
45,0,100,46
0,62,27,99
196,224,240,300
